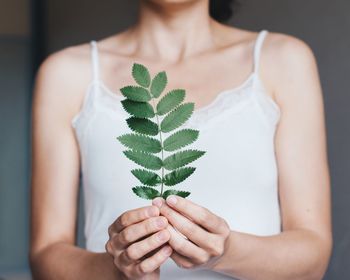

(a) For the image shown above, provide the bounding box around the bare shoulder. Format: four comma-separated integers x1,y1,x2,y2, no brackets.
260,31,320,103
33,42,94,122
263,32,317,70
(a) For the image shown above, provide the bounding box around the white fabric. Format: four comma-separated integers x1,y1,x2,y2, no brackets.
71,29,282,279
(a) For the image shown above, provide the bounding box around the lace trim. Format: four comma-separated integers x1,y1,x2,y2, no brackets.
94,75,256,128
72,73,281,134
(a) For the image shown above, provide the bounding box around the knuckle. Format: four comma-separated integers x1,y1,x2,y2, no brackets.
119,230,131,244
110,235,119,248
125,245,138,261
119,214,129,228
216,218,229,234
139,261,151,274
209,241,225,257
105,240,113,255
197,252,210,264
108,225,114,237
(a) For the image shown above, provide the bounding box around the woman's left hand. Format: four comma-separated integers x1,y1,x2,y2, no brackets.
152,195,231,270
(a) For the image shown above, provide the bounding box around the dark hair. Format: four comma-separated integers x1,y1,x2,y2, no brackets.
209,0,238,23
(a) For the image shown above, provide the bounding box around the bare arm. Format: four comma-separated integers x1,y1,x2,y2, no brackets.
211,34,333,279
29,48,120,280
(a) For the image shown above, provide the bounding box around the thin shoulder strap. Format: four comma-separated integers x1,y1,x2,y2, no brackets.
253,30,268,74
90,40,100,82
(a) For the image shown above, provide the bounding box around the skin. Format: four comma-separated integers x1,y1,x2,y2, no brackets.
29,0,332,279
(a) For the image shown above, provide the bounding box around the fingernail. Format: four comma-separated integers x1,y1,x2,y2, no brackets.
152,197,163,208
166,195,177,206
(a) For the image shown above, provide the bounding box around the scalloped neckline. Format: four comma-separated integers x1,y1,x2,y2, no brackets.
98,72,255,114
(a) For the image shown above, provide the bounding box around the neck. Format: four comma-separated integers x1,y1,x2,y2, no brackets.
129,0,219,63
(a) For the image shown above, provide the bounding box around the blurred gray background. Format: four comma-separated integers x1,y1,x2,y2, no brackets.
0,0,349,279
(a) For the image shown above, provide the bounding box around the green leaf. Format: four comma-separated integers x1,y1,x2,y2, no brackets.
120,86,151,102
126,117,159,136
133,186,161,200
156,89,185,115
132,63,151,87
117,133,161,153
163,129,199,152
131,169,161,186
162,189,191,199
163,167,196,186
163,149,205,170
150,71,167,98
121,99,155,118
123,150,162,170
160,103,194,133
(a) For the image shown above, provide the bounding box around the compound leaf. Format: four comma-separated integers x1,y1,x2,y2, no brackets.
156,89,185,116
163,167,196,186
163,129,199,152
160,103,194,133
121,99,155,118
163,149,205,170
131,169,161,186
150,71,167,98
132,63,151,87
162,189,191,199
120,86,151,102
117,134,161,153
133,186,160,200
123,150,162,170
126,117,159,136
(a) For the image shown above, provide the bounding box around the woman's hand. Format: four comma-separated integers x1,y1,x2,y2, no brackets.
152,196,231,270
105,205,173,279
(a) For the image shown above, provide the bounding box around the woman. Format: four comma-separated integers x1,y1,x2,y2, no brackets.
29,0,332,279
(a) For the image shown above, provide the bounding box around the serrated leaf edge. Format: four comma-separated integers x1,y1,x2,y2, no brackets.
132,186,161,200
132,63,151,87
163,128,199,152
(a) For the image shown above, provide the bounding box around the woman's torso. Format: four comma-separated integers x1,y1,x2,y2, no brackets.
71,29,282,279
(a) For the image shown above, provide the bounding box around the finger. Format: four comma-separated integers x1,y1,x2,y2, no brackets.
135,245,173,275
160,202,213,248
152,197,165,209
112,206,159,233
167,224,209,265
116,216,168,248
124,229,171,261
165,195,226,234
171,251,195,269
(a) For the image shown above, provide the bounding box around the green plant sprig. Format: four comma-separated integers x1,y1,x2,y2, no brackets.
116,63,206,200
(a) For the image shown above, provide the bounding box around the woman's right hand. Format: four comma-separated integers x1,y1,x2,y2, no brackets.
105,205,172,279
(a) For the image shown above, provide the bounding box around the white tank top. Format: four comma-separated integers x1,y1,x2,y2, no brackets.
71,30,281,279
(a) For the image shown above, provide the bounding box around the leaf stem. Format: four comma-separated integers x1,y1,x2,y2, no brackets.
151,98,165,196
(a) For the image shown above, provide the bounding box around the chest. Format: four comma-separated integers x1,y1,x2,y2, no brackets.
100,51,254,110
